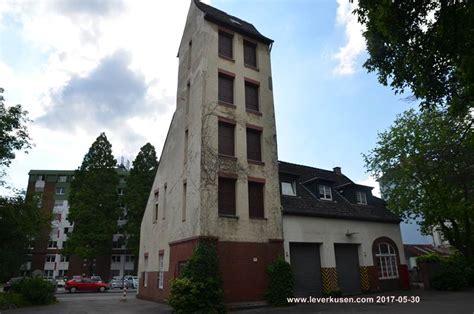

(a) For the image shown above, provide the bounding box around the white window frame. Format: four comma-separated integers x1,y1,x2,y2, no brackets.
47,241,58,249
43,269,54,278
118,188,125,196
45,254,55,262
376,243,399,279
281,181,296,196
125,255,134,263
158,254,164,289
58,269,67,277
60,255,69,262
319,185,332,200
111,255,121,263
356,191,367,205
55,187,65,195
58,175,67,183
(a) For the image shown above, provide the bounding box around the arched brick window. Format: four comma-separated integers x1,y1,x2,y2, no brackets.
372,237,400,280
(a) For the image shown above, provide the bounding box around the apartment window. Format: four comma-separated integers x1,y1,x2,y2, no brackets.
47,241,58,249
57,175,67,182
111,255,121,263
218,177,236,216
112,237,123,249
319,185,332,200
376,243,399,279
244,40,257,67
248,181,264,218
182,182,187,222
55,187,65,195
118,188,125,196
58,270,68,277
245,81,259,112
125,255,134,263
218,121,235,156
356,191,368,205
36,175,44,181
281,181,297,196
119,177,126,184
218,73,234,104
246,128,262,161
158,253,164,289
45,254,55,262
60,255,69,262
218,30,233,59
153,203,159,222
43,270,54,278
144,272,148,287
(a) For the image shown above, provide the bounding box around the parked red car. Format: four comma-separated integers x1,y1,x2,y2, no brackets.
65,277,109,293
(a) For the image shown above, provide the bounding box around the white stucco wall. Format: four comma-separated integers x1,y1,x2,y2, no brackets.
283,215,405,267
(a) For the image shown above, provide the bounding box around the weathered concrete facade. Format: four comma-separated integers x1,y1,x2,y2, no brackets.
138,0,283,302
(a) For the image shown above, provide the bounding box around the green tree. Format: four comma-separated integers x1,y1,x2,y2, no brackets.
64,133,119,274
354,0,474,113
168,241,225,313
0,194,48,282
123,143,158,256
364,109,474,257
0,87,32,185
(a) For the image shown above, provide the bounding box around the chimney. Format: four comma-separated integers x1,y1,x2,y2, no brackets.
333,166,342,175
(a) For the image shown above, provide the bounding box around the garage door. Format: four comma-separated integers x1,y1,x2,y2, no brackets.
290,243,322,297
334,244,361,295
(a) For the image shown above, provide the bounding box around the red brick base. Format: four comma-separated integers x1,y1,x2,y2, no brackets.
136,237,284,303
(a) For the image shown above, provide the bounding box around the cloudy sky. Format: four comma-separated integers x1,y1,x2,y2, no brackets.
0,0,430,243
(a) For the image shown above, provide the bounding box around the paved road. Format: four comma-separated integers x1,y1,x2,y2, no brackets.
5,291,172,313
4,288,474,313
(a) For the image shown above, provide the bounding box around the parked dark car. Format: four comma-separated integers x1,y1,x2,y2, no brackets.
65,278,109,293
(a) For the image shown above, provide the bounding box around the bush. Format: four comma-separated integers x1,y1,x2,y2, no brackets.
416,253,443,264
12,277,56,305
431,260,467,291
0,293,29,310
168,241,225,313
264,257,293,306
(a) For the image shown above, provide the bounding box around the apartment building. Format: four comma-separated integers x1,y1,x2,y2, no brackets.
25,167,135,280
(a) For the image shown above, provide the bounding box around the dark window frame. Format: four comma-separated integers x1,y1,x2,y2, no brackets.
218,176,237,216
246,127,262,162
243,40,257,68
218,72,234,105
248,181,264,218
218,121,235,157
218,30,233,59
245,81,260,112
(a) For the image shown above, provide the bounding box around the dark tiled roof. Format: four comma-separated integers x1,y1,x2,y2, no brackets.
278,161,401,224
194,0,274,45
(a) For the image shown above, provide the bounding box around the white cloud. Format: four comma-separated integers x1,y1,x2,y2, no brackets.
357,175,381,198
0,0,205,190
333,0,366,76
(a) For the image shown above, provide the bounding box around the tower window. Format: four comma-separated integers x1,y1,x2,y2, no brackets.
218,122,235,156
218,177,236,216
244,40,257,68
245,81,259,112
246,128,262,161
248,181,264,218
218,73,234,105
218,31,233,59
319,185,332,200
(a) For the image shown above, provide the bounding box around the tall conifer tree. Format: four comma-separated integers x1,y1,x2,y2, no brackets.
65,132,119,274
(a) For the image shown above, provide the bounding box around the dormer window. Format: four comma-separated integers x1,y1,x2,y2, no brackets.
281,181,296,196
319,185,332,200
356,191,367,205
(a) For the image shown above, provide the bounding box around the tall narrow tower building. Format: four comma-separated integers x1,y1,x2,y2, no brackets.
138,0,283,302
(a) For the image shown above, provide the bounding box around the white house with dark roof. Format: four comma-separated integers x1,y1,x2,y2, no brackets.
279,161,408,296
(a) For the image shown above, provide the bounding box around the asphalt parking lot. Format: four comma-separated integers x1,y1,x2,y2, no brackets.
4,288,474,313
